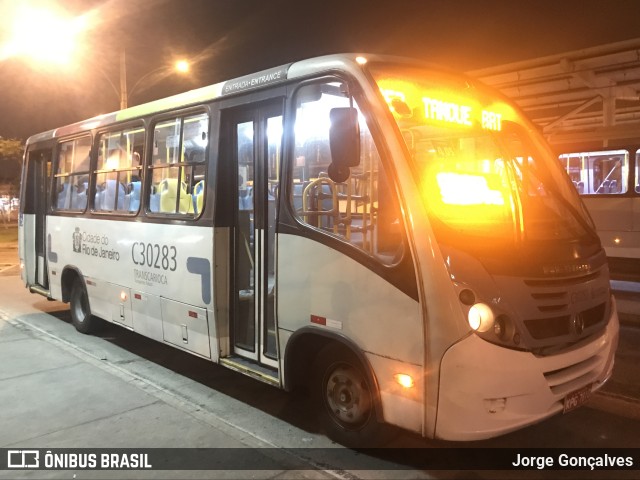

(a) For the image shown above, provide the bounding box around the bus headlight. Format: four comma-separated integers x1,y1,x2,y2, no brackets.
468,303,494,332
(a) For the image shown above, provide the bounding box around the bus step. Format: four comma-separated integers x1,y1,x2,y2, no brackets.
220,356,279,387
29,285,52,299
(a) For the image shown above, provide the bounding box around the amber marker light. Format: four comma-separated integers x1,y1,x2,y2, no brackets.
394,373,415,388
120,291,127,302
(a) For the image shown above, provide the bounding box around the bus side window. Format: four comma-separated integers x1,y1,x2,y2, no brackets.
148,113,209,216
590,153,628,195
53,136,91,211
94,126,145,213
559,150,629,195
289,81,404,265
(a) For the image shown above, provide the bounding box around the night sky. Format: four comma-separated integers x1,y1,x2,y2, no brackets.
1,0,639,140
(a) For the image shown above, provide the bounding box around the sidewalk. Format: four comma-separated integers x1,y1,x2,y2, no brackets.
0,299,340,479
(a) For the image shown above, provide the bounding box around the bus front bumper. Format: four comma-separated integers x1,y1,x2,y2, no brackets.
435,298,619,441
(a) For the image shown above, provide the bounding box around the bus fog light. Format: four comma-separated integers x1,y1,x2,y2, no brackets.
394,373,415,388
484,397,506,414
468,303,494,332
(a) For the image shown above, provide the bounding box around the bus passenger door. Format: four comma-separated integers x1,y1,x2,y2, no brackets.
226,102,283,369
22,148,52,289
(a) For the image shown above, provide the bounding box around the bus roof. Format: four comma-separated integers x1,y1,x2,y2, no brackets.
25,54,377,146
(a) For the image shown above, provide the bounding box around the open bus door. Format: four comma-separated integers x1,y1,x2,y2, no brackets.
218,100,283,376
21,148,52,291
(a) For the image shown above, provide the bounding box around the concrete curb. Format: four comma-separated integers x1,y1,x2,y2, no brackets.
590,391,640,420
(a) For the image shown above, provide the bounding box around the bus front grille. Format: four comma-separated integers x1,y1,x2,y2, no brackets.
542,349,608,397
524,315,571,339
523,271,601,288
524,302,607,340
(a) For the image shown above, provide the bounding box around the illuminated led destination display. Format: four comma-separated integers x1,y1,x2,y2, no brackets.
423,96,502,131
423,97,472,126
380,87,503,131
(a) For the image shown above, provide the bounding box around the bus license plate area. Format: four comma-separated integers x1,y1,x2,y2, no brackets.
563,384,592,413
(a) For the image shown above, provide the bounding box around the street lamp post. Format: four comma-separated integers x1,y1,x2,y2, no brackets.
112,49,190,109
93,52,190,110
120,49,128,110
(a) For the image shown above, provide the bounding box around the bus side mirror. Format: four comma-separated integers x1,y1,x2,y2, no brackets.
328,107,360,183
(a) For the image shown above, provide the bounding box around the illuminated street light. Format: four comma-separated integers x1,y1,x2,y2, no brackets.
1,3,189,110
0,4,91,65
175,60,190,74
120,54,191,109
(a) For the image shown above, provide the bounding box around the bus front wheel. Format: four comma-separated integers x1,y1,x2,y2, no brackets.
312,344,385,447
70,277,98,334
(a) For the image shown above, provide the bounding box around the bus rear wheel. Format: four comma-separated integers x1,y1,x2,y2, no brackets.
312,344,385,447
70,277,98,334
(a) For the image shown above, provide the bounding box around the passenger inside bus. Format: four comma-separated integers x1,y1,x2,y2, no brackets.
74,177,88,210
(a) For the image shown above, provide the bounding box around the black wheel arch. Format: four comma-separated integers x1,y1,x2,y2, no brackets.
60,266,84,303
283,326,384,423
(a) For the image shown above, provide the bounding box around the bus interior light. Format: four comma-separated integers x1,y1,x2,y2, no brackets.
394,373,415,388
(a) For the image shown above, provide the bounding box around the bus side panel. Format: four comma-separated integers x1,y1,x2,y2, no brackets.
277,233,424,433
629,195,640,259
130,290,164,342
47,216,215,347
20,214,37,286
581,196,638,257
161,298,211,359
213,227,230,358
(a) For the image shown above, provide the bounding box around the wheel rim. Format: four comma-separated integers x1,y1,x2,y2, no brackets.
324,363,372,429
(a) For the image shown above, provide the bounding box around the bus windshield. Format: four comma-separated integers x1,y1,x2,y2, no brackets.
369,64,596,251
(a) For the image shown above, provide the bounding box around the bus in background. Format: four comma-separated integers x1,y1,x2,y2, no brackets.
558,148,640,275
19,54,618,445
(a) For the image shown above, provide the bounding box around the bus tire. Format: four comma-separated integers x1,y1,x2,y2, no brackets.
312,343,385,447
70,277,98,334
